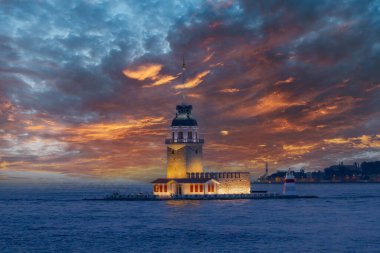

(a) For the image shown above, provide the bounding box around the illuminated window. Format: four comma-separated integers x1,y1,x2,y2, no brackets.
195,184,198,192
154,185,159,192
164,185,167,192
160,185,163,192
190,184,193,192
200,184,203,192
211,184,215,192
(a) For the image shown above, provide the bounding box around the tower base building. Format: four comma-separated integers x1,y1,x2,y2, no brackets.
151,103,251,196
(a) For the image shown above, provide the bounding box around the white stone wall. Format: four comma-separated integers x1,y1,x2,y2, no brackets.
186,172,251,194
216,173,251,194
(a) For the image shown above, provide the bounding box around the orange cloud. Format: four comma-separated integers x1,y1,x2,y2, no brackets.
123,64,177,87
149,75,177,87
271,118,307,132
324,135,380,148
123,64,162,81
187,93,202,99
274,77,295,86
283,144,316,155
174,70,210,89
219,88,240,93
231,92,305,118
65,116,166,142
202,51,215,63
304,96,361,121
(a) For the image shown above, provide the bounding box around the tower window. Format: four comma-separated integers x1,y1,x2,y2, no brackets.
200,184,203,192
190,184,193,192
195,184,198,192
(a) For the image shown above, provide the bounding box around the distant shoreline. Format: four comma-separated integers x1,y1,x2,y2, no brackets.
253,181,380,184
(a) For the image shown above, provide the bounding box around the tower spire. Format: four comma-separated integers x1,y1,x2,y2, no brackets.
181,55,186,103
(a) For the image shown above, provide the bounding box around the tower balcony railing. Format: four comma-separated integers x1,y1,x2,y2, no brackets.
165,138,204,144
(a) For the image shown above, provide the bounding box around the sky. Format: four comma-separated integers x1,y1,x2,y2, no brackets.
1,0,380,183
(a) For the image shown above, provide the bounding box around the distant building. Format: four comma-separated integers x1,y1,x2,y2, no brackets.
151,103,251,196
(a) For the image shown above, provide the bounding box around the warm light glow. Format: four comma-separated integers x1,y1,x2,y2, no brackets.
220,130,229,136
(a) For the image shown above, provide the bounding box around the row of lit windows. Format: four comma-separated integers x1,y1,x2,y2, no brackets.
189,184,215,193
187,172,242,179
154,184,216,193
172,132,198,140
154,184,167,192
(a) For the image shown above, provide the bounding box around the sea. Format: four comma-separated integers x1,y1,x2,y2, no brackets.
0,183,379,253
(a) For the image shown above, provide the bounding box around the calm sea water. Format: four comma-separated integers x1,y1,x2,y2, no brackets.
0,183,379,253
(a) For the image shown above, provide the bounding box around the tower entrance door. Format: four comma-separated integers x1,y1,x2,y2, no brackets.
177,185,182,195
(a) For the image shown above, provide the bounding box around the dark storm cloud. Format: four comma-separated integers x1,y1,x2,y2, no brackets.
0,0,379,181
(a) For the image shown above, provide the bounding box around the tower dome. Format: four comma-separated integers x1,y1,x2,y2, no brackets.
171,103,198,127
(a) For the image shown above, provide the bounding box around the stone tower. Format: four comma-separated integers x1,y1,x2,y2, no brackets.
165,103,204,178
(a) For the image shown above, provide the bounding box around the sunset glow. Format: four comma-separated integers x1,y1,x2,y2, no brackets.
1,0,379,183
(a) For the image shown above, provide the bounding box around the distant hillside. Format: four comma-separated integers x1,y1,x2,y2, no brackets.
257,161,380,183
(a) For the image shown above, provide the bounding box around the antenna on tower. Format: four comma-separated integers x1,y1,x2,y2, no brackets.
181,55,187,103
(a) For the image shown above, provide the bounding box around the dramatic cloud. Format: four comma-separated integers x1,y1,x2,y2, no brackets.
1,0,380,182
174,70,211,89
